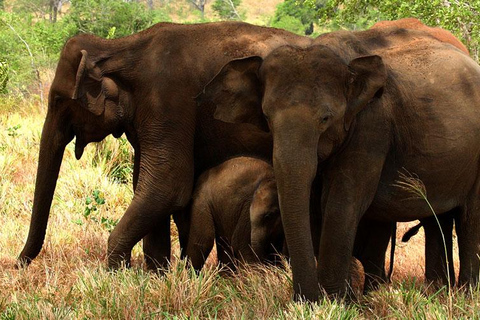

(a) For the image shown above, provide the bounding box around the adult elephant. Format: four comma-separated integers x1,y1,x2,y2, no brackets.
200,25,480,300
16,21,311,270
365,18,471,288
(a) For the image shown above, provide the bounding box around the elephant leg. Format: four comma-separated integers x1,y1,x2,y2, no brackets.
216,238,236,271
318,148,385,297
310,176,323,257
172,206,191,260
353,218,393,293
423,210,456,287
128,148,172,271
457,193,480,287
107,144,194,269
143,215,171,271
184,202,215,271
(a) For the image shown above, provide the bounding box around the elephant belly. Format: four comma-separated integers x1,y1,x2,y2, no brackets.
366,151,479,222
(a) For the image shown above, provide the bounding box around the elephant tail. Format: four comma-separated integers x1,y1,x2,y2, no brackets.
401,222,422,242
387,222,396,281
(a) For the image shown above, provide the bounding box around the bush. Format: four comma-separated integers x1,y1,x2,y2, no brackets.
212,0,242,20
271,15,306,35
271,0,322,35
0,59,8,94
65,0,165,38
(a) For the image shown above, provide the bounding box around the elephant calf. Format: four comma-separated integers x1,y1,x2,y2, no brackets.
176,156,283,270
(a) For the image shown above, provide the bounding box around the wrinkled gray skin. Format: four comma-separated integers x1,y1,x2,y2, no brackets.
175,157,283,270
17,21,311,270
200,26,480,300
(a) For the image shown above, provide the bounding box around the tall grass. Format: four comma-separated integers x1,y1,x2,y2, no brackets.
2,96,480,318
393,169,454,319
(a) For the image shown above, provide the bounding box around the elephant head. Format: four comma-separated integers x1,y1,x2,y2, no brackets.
249,178,282,262
199,44,387,300
18,39,132,266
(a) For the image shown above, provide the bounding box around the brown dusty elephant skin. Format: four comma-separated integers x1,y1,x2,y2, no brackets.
372,18,469,55
175,156,282,271
201,24,480,300
344,19,469,291
17,21,311,270
362,19,470,289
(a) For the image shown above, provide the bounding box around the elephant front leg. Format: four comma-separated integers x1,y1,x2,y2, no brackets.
317,202,359,297
143,215,171,271
107,146,194,269
318,155,385,297
183,201,215,271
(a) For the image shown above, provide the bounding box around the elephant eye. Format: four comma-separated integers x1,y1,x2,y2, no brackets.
321,115,330,124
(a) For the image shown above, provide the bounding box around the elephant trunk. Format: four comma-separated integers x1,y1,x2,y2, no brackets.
272,112,320,301
17,108,72,266
251,231,267,262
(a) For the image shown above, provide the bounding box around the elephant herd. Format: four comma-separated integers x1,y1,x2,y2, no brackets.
15,17,480,301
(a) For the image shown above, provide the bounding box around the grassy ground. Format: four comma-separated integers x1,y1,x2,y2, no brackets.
1,93,480,319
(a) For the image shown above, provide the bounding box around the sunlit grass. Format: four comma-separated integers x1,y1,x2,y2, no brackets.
1,95,479,318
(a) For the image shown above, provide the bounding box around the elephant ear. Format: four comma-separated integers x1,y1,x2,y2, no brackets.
72,50,119,116
345,55,387,131
197,56,267,131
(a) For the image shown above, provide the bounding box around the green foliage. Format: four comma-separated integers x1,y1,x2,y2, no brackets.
66,0,163,38
84,189,106,218
0,0,171,97
0,59,8,94
212,0,242,20
7,124,21,137
313,0,480,60
76,189,118,232
271,0,324,35
271,14,305,35
93,136,134,184
0,11,75,95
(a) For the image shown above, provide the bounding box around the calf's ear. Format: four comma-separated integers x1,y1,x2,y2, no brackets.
345,55,387,131
197,56,268,131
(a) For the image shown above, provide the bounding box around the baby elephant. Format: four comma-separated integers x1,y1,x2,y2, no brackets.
176,156,283,270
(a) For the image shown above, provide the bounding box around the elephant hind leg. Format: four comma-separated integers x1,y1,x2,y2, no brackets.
423,209,456,287
143,215,171,271
353,218,393,293
457,195,480,287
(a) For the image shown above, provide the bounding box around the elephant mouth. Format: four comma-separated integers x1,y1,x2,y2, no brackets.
74,132,86,160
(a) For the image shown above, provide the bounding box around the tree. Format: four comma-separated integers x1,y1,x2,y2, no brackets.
313,0,479,60
188,0,207,19
212,0,242,20
13,0,69,22
271,0,324,35
66,0,157,38
49,0,69,23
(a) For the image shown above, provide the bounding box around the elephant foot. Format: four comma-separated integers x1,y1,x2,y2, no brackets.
293,290,320,303
107,251,131,269
15,256,33,269
145,255,169,272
